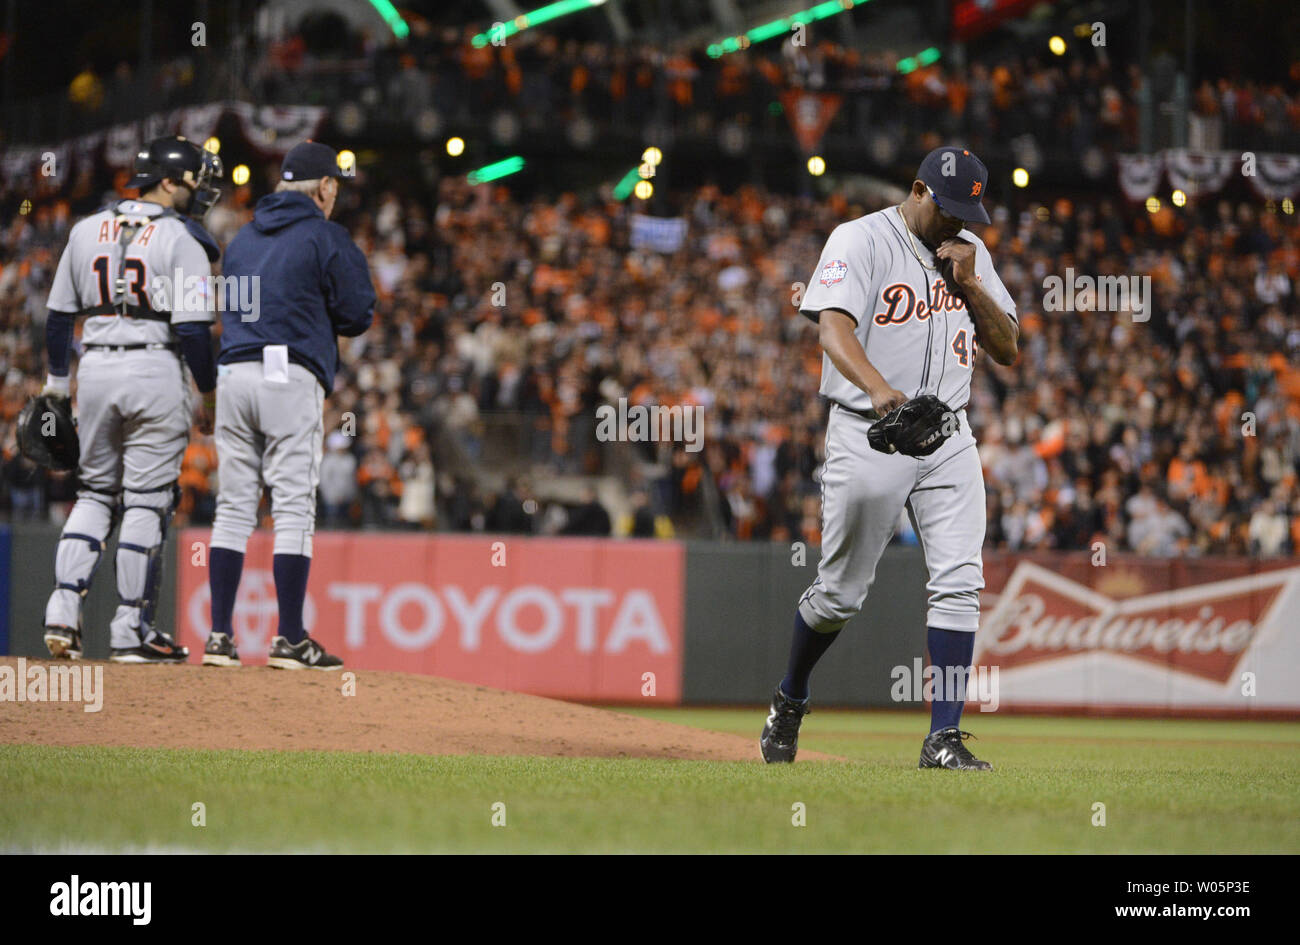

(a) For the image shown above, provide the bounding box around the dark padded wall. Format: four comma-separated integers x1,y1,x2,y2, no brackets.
682,542,930,706
6,523,178,660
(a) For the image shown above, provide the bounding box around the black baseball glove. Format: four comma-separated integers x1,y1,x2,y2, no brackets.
17,394,79,471
866,394,956,458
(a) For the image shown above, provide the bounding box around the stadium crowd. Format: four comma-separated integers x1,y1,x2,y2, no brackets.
3,158,1299,556
367,29,1300,153
46,24,1300,157
4,23,1300,555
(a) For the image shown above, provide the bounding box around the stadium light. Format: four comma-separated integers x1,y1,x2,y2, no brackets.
708,0,873,58
1048,36,1067,56
1145,196,1162,213
1171,189,1187,207
467,156,526,185
446,137,466,157
472,0,606,48
634,180,654,200
642,146,663,166
1012,168,1029,188
203,137,220,155
807,155,826,176
367,0,410,40
231,164,251,186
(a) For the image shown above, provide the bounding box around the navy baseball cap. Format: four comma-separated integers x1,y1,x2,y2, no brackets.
280,141,344,181
917,146,990,224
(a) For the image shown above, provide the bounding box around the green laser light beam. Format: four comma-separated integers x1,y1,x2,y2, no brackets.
467,156,527,185
897,47,942,74
473,0,605,48
612,167,643,201
367,0,409,40
708,0,871,57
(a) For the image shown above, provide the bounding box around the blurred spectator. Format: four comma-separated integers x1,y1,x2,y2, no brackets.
487,477,536,534
319,432,359,527
562,486,611,536
397,441,436,528
1249,498,1290,555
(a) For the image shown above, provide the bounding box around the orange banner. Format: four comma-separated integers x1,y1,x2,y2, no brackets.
780,91,843,154
176,531,684,702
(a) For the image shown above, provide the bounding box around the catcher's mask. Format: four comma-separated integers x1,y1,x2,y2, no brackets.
131,135,224,219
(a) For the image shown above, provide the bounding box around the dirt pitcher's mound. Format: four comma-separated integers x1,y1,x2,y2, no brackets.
0,658,834,762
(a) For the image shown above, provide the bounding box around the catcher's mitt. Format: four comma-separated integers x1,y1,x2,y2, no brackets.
17,394,79,471
866,394,956,458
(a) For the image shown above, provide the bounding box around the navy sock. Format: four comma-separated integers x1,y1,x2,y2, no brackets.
927,626,976,733
273,554,312,645
779,611,840,701
208,547,244,637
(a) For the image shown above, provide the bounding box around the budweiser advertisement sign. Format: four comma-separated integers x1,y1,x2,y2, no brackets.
176,531,685,702
975,555,1300,711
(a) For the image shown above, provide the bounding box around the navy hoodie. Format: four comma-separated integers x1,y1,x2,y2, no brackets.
219,191,375,392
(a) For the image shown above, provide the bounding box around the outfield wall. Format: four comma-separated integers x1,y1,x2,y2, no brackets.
4,523,179,662
4,525,1298,713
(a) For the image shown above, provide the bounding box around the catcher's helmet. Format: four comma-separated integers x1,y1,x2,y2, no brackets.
131,135,224,218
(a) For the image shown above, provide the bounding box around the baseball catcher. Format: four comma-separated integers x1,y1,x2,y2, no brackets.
39,135,222,663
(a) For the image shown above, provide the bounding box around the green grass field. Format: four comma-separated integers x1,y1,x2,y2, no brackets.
3,709,1298,853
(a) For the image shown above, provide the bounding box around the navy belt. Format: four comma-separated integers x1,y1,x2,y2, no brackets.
83,343,178,353
834,400,968,421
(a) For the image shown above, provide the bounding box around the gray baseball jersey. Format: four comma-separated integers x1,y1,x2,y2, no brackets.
799,208,1016,411
43,198,211,651
796,207,1016,635
46,199,213,342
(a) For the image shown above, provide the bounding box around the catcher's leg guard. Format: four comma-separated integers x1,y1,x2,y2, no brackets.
109,484,177,649
44,489,119,631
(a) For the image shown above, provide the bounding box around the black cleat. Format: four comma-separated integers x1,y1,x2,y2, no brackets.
760,687,811,763
44,626,83,660
266,635,343,671
919,727,993,770
201,632,241,667
110,632,189,664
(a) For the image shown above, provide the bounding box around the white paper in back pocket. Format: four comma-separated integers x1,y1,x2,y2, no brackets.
262,344,290,384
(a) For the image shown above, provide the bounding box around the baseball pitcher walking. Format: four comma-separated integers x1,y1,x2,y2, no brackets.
760,147,1020,769
38,136,223,663
202,141,375,670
